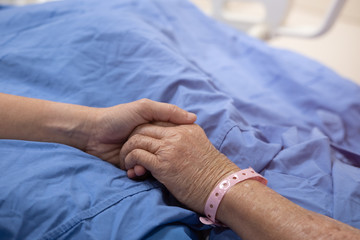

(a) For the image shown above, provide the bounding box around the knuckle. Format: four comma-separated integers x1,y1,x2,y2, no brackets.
130,149,141,157
157,140,169,152
168,104,178,115
175,126,193,138
132,124,147,135
184,126,194,135
168,130,183,142
125,149,141,168
129,134,141,146
152,140,161,154
135,98,155,121
124,138,136,151
193,124,205,134
192,123,202,130
137,98,150,105
135,98,151,111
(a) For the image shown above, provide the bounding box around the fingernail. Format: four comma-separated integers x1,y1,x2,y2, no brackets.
187,112,197,121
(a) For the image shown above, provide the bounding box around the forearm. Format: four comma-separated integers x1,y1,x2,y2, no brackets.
118,121,360,238
217,179,360,240
0,93,94,150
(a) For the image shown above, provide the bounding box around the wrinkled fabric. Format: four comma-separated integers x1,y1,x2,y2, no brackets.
0,0,359,239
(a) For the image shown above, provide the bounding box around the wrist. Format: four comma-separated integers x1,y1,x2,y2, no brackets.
200,167,267,226
216,178,265,226
45,102,97,151
198,153,240,213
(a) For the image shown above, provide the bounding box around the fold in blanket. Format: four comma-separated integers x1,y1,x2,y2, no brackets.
0,0,359,239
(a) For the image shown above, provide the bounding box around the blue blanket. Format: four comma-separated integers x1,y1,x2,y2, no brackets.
0,0,359,239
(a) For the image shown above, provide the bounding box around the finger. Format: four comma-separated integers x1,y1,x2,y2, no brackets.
119,133,161,170
127,168,136,179
124,148,158,172
120,133,161,164
134,165,147,176
127,166,150,180
151,121,176,127
137,99,197,124
129,124,168,140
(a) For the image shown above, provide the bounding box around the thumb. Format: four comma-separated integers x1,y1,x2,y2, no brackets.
135,99,196,124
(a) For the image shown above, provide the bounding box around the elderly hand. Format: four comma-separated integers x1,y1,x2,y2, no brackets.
84,99,196,168
119,123,240,213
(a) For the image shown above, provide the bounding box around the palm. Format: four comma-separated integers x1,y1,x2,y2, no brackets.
86,141,123,166
84,107,141,166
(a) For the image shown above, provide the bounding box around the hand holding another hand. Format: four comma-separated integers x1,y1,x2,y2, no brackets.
119,123,240,213
4,94,358,239
84,99,196,168
0,94,196,171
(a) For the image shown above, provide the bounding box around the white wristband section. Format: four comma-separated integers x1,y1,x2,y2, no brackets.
199,167,267,226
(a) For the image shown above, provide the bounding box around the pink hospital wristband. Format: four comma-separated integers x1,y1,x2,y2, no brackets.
199,167,267,226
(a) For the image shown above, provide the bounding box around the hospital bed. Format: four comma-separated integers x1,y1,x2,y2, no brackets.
0,0,359,239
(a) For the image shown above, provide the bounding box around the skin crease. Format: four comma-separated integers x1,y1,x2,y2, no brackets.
120,122,360,240
120,122,240,212
84,99,197,167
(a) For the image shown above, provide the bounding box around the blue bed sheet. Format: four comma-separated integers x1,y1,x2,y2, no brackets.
0,0,359,239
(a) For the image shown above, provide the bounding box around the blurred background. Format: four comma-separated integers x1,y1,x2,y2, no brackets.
191,0,360,85
1,0,359,85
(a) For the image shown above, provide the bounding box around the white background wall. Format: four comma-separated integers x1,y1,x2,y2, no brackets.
191,0,360,85
270,0,360,85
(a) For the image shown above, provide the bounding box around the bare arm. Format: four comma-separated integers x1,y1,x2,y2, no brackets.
120,123,360,240
217,179,360,240
0,93,91,149
0,93,196,168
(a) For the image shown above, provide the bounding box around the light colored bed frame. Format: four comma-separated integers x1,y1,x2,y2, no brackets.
210,0,347,39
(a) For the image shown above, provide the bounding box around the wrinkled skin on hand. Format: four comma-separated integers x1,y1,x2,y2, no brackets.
84,99,196,168
120,123,240,214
